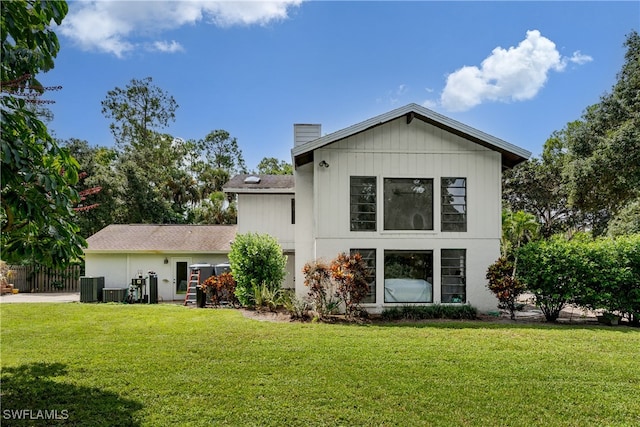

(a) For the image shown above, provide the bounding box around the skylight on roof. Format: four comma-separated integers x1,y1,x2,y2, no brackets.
244,176,261,184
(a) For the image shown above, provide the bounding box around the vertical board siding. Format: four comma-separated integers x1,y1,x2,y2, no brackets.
315,117,501,239
8,265,83,292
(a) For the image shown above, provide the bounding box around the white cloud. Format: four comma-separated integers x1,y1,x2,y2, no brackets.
59,1,303,57
151,40,185,53
440,30,590,112
568,50,593,65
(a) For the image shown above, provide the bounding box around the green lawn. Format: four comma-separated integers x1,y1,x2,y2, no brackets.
1,304,639,426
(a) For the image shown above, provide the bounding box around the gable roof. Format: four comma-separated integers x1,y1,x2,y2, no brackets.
85,224,237,253
223,174,295,194
291,103,531,169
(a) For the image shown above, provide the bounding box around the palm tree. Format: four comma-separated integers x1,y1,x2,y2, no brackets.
502,209,540,277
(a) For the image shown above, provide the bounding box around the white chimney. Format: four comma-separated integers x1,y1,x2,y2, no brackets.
294,124,321,147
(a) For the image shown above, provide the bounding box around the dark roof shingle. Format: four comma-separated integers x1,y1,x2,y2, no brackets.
223,174,294,193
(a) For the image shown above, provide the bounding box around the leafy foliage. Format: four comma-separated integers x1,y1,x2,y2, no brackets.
380,304,477,321
517,235,640,324
564,31,640,235
303,252,372,320
1,0,88,267
256,157,293,175
486,257,527,320
330,252,370,318
302,259,339,318
516,238,586,322
228,233,287,306
500,209,539,259
200,272,238,307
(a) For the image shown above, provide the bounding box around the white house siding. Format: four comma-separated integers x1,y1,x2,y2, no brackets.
294,163,315,298
85,252,229,302
237,193,295,251
295,117,502,312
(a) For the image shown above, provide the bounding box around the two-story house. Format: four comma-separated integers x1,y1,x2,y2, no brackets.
227,103,530,313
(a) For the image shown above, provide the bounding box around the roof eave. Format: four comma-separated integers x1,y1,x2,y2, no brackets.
292,103,531,169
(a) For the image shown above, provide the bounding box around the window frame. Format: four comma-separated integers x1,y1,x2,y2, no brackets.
383,250,434,303
441,177,467,232
350,176,377,232
383,178,434,231
441,249,466,303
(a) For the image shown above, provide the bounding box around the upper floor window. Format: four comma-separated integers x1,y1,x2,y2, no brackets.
441,178,466,232
384,178,433,230
350,176,377,231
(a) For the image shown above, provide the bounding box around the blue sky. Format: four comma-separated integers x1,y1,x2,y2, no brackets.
41,1,639,170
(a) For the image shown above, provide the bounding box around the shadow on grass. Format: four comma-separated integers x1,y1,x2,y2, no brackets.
1,362,143,426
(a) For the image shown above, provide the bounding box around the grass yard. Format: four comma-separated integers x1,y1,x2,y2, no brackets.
1,304,639,426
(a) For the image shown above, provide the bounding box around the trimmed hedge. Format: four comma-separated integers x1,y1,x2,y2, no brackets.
516,234,640,324
381,304,478,321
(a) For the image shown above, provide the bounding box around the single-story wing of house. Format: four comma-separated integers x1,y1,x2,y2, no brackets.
84,224,236,302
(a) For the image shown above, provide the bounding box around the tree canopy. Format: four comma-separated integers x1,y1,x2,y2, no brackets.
1,0,87,268
504,31,640,237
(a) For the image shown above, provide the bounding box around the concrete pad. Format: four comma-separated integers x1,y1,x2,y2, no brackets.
0,292,80,303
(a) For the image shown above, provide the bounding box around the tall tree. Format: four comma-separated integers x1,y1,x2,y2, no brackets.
102,79,187,222
565,31,640,235
256,157,293,175
1,0,86,268
198,130,247,175
503,128,587,237
62,139,120,237
101,77,178,151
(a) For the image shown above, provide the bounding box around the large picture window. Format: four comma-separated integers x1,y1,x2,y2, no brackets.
350,248,376,303
350,176,376,231
441,178,466,232
441,249,466,303
384,250,433,303
384,178,433,230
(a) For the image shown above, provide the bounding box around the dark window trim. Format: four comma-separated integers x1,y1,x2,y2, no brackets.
441,177,467,232
350,176,377,232
441,249,466,303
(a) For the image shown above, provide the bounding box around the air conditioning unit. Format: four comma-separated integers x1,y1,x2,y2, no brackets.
103,287,127,303
80,276,105,303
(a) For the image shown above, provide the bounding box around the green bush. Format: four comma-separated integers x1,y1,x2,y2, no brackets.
381,304,477,321
228,233,287,307
517,235,640,324
516,239,585,322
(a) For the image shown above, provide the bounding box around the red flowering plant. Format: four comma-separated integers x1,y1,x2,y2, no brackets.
303,260,339,318
486,257,526,320
330,252,371,319
200,273,238,307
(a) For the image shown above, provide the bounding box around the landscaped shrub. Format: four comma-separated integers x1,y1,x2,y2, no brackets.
252,283,287,312
330,252,370,319
302,260,340,319
486,257,527,320
381,304,477,321
282,291,311,320
572,235,640,325
228,233,287,307
200,272,238,307
302,252,372,320
517,234,640,324
516,238,586,322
